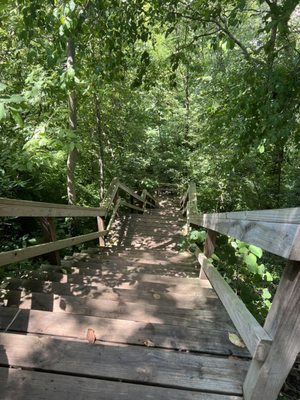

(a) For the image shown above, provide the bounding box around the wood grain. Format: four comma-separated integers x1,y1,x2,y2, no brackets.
0,332,248,395
190,215,300,260
0,230,107,267
0,307,250,357
0,197,106,217
197,251,272,362
243,261,300,400
0,367,244,400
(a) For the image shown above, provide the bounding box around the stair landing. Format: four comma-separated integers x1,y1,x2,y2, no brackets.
0,196,249,399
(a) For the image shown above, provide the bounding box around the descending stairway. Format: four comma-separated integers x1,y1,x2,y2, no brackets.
0,195,250,400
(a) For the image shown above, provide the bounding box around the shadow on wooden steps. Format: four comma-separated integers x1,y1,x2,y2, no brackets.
0,196,249,399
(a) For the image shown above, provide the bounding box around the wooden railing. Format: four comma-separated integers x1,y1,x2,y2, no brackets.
181,183,300,400
0,178,158,268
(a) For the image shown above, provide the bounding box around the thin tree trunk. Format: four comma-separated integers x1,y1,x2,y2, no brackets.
66,36,78,206
94,94,105,201
184,65,190,140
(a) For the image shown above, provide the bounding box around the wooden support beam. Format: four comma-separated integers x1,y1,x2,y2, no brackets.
197,251,272,362
243,261,300,400
121,201,144,213
0,230,107,267
106,198,121,232
204,229,217,258
118,182,144,204
40,217,61,266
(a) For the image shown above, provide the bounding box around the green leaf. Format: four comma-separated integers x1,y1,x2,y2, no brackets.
249,245,263,258
69,0,76,11
0,83,7,92
244,253,258,273
265,271,273,282
12,111,24,127
0,102,7,119
238,246,248,254
258,144,265,153
257,264,265,276
237,240,247,249
262,288,272,300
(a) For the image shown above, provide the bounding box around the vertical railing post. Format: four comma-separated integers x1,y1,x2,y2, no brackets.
40,217,61,265
130,195,135,213
97,216,105,247
243,261,300,400
200,229,217,279
141,189,147,213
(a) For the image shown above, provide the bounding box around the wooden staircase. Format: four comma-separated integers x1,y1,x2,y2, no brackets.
0,194,249,399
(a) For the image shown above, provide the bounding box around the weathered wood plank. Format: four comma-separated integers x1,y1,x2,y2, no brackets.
197,251,272,362
190,215,300,261
100,177,120,215
0,308,250,357
0,230,107,267
1,285,220,311
118,182,144,204
4,277,217,300
2,291,231,330
121,201,144,213
144,190,158,206
194,207,300,224
0,333,248,395
0,197,106,217
243,261,300,400
0,368,243,400
106,197,122,231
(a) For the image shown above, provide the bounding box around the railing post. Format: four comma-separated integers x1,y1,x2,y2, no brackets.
200,229,217,279
40,217,61,265
243,261,300,400
97,216,105,247
130,195,135,213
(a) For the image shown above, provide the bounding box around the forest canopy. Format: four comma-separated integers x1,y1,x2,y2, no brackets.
0,0,299,211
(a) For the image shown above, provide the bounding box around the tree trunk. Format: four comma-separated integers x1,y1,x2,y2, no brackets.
94,94,105,201
184,65,190,140
66,36,78,206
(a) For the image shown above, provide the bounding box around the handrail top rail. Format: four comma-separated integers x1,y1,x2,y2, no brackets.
0,178,158,219
183,182,300,261
193,207,300,225
0,197,107,218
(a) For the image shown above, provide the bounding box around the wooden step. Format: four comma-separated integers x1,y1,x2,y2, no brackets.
2,290,232,329
3,273,211,292
1,281,218,308
0,332,248,395
0,308,250,357
40,261,199,278
82,248,195,262
0,367,243,400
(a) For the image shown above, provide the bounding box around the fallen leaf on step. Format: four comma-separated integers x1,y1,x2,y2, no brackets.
86,328,96,344
228,332,245,348
143,339,155,347
153,293,160,299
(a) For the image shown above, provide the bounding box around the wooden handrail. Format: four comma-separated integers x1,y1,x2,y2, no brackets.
0,178,158,267
0,198,106,218
182,182,300,400
197,250,272,362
